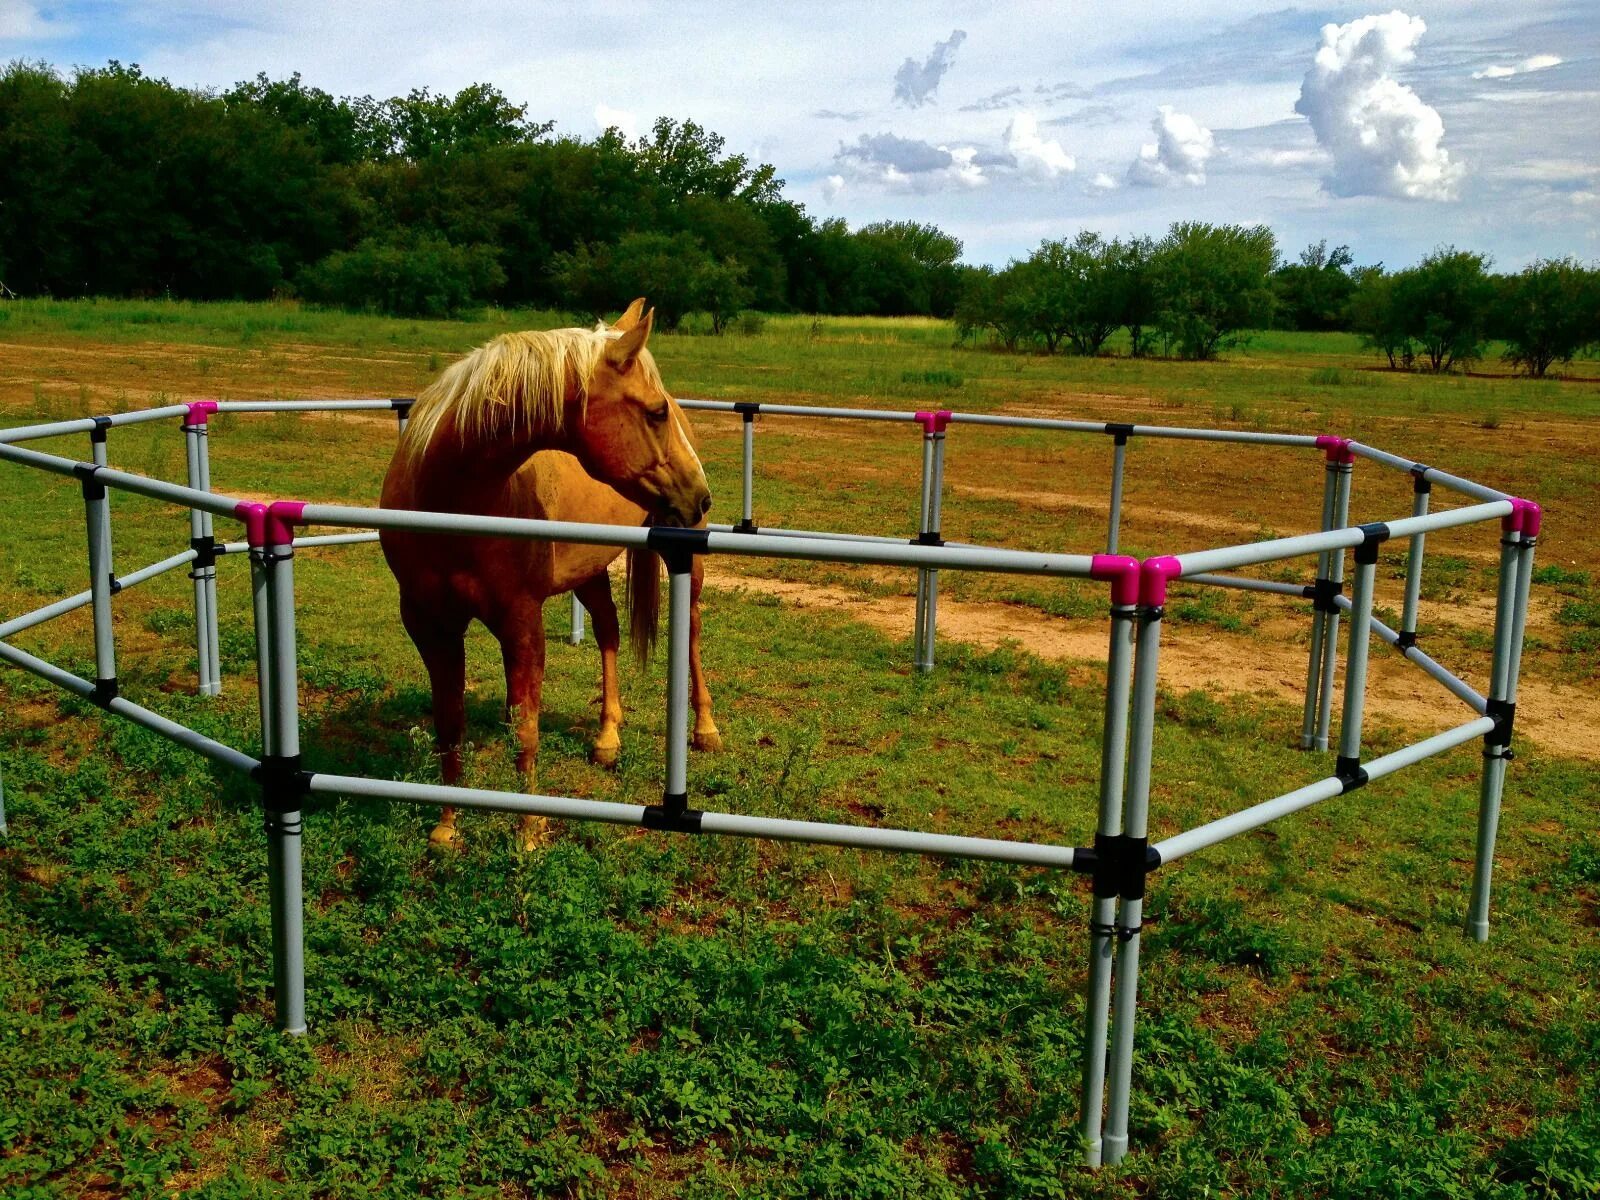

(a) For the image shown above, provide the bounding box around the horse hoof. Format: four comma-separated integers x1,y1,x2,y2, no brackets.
693,729,724,753
591,740,621,769
428,823,460,848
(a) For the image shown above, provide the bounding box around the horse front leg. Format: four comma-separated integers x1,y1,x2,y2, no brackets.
401,601,467,847
574,574,624,767
689,555,722,752
497,601,551,852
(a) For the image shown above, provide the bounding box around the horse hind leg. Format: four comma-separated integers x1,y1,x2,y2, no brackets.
574,573,624,768
495,600,551,852
689,556,722,753
401,601,468,847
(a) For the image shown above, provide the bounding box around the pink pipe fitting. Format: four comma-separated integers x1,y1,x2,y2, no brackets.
914,409,953,435
235,500,306,548
1139,556,1182,609
1503,496,1543,538
1314,434,1355,465
183,400,219,426
1090,554,1141,608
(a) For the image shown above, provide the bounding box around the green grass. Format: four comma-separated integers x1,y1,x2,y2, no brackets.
1,305,1597,1196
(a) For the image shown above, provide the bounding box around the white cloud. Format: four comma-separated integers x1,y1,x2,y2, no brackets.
835,132,986,193
1088,172,1119,192
1127,106,1214,187
893,29,967,108
1473,53,1562,80
593,103,639,141
1001,111,1075,180
822,174,845,201
1295,11,1462,201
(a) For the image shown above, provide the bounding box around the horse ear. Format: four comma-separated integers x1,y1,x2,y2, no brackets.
612,297,647,332
605,307,654,371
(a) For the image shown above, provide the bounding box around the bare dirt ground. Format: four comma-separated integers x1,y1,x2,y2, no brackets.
706,570,1600,762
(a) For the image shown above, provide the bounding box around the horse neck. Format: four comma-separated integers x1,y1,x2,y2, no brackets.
406,398,579,511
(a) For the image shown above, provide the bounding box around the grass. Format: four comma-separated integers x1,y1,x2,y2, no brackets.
0,302,1597,1196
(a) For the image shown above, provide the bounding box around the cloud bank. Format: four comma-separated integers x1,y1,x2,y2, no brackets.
1295,10,1463,201
1001,111,1075,180
1473,54,1562,80
835,131,985,192
1127,106,1214,187
893,30,966,107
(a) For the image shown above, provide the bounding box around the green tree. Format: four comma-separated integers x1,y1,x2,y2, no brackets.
1393,247,1494,372
1153,222,1278,359
694,257,754,334
1052,232,1125,356
552,232,710,329
1495,258,1600,378
1273,240,1357,331
1349,267,1412,369
1112,236,1160,357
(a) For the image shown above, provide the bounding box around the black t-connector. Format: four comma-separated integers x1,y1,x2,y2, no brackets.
646,526,710,574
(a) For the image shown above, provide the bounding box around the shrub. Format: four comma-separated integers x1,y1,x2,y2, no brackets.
299,236,504,318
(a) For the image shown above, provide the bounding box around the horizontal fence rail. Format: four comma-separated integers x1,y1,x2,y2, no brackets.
0,394,1540,1170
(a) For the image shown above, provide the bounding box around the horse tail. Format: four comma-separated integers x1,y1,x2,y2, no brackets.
626,545,661,660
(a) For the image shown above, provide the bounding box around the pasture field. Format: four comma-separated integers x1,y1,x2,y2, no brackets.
0,301,1597,1197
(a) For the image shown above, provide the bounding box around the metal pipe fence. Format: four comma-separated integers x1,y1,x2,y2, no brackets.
0,396,1540,1168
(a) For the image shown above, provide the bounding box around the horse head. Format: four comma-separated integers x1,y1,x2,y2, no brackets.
574,298,711,528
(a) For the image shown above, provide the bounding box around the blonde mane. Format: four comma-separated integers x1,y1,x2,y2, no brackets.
398,325,665,466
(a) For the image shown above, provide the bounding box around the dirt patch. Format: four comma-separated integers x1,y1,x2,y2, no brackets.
707,570,1600,762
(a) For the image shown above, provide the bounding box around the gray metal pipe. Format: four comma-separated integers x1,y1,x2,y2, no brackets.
569,595,585,645
1106,439,1126,555
1102,607,1164,1166
740,414,755,527
1154,716,1496,864
1314,464,1354,752
1186,573,1310,597
1400,486,1430,641
677,399,917,423
83,482,116,688
1171,501,1512,578
665,567,692,800
262,544,306,1035
1336,558,1377,762
1081,603,1136,1166
0,550,198,640
0,640,259,774
305,773,1082,868
1347,443,1511,503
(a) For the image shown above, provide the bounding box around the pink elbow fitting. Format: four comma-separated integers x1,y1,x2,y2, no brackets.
235,500,306,548
914,409,953,435
1315,434,1355,465
267,501,307,547
183,400,219,427
1090,554,1141,608
1140,556,1182,609
235,501,268,548
1503,497,1543,538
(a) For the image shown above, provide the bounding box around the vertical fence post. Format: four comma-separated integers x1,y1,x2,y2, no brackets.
733,403,759,533
80,463,117,704
1399,471,1431,649
645,528,702,832
1101,557,1173,1167
569,595,586,645
1313,447,1354,751
244,501,307,1035
1105,427,1131,555
1467,501,1539,942
183,403,221,697
912,411,951,673
1301,456,1339,748
393,397,413,436
1335,525,1386,788
1081,555,1139,1166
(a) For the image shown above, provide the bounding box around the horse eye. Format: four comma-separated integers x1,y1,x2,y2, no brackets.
647,406,670,425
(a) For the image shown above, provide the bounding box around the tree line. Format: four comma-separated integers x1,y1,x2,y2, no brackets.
0,62,961,323
1,60,1596,373
958,230,1600,376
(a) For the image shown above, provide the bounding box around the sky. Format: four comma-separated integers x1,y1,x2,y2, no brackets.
3,1,1597,270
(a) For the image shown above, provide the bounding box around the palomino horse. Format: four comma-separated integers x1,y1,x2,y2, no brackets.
379,301,721,850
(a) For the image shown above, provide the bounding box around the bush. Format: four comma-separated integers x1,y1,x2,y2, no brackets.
299,236,505,318
1497,258,1600,378
1153,222,1278,359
